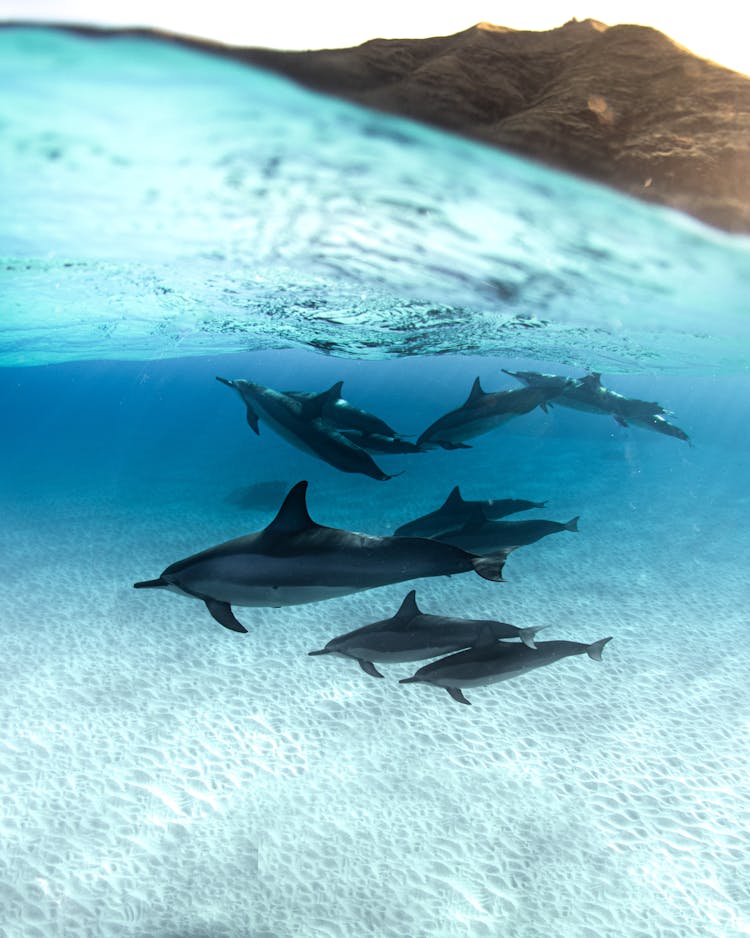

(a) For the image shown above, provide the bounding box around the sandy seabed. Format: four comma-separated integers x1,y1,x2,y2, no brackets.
1,412,748,938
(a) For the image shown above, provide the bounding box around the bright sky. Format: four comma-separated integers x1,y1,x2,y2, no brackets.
0,0,748,76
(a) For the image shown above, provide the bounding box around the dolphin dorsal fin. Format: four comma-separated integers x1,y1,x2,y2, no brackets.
265,481,318,534
394,589,421,621
440,486,465,510
298,382,345,419
463,377,486,407
581,372,602,388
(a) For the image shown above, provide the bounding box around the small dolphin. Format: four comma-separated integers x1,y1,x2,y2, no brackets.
308,589,541,677
285,382,400,438
416,377,561,450
134,482,510,632
624,413,690,442
503,370,689,442
435,515,579,553
339,429,426,455
216,377,397,480
400,636,613,704
394,486,546,538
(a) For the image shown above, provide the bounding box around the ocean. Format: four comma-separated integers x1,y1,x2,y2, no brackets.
1,26,749,938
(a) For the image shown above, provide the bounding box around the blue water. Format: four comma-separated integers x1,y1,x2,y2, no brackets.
1,25,750,938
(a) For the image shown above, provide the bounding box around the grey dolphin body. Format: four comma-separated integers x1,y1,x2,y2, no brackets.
340,429,425,455
503,370,690,442
216,377,397,480
285,382,399,437
133,482,509,633
416,378,561,450
435,515,579,554
308,589,541,677
394,486,546,538
400,636,613,704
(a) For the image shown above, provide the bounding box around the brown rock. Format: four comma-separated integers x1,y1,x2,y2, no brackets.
240,19,750,233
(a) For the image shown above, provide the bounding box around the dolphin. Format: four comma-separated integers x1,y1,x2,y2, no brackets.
400,636,613,704
133,482,510,632
435,515,579,554
308,589,542,677
503,370,689,441
416,377,562,450
285,382,400,438
394,486,546,538
339,429,426,455
216,377,398,480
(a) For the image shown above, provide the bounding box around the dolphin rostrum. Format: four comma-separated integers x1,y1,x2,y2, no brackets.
503,370,689,442
434,515,579,554
400,636,613,704
308,589,541,677
416,377,562,450
394,486,546,538
216,377,398,480
133,482,510,632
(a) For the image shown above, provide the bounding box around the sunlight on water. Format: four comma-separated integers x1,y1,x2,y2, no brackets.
1,24,749,938
1,27,749,370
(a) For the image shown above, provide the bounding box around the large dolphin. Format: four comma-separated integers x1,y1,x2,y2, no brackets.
216,377,398,480
400,636,613,704
416,377,562,450
394,486,546,538
435,515,579,554
503,370,690,442
133,482,510,633
308,589,541,677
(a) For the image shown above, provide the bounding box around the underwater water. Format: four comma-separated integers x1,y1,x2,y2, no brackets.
1,25,750,938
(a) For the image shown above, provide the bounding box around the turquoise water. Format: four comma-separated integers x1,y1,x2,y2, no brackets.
1,26,749,938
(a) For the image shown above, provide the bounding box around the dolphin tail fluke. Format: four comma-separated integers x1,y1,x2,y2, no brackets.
565,516,580,532
587,636,613,661
204,599,248,633
133,577,167,589
519,625,547,649
447,687,471,705
471,551,512,582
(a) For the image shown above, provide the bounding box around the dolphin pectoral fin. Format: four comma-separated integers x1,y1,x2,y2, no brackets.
204,599,248,633
245,405,260,434
447,687,471,705
358,659,384,679
614,415,628,427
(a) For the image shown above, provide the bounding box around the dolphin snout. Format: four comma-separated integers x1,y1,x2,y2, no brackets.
216,376,235,388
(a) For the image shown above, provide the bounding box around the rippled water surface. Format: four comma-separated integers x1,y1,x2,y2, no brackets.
1,26,749,938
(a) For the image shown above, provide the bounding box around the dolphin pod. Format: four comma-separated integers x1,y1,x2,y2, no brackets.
503,369,690,442
134,481,510,632
308,589,542,677
394,486,547,539
216,377,399,480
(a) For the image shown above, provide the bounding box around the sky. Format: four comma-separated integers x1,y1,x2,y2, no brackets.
0,1,748,75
